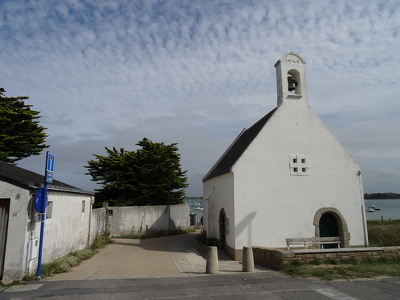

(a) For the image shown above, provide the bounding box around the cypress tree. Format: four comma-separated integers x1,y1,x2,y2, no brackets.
86,138,188,206
0,88,48,163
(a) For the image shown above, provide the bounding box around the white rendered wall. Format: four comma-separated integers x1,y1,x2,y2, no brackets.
40,191,92,263
0,181,31,280
108,204,190,235
232,100,367,250
0,181,93,280
203,173,235,248
89,207,106,245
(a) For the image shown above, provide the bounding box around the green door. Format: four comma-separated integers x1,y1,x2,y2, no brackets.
319,213,339,249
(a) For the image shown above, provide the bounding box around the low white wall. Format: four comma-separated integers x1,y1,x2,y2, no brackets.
107,204,190,236
89,207,107,245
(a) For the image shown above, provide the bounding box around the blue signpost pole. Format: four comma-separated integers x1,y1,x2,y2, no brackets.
36,186,46,279
36,151,54,279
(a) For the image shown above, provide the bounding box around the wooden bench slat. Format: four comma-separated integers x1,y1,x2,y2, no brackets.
286,237,340,250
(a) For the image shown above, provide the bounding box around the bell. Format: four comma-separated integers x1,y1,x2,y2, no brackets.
288,76,298,92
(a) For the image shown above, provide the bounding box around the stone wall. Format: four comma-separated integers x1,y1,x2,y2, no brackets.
253,246,400,270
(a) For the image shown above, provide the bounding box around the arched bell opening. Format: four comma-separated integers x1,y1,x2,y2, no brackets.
287,70,301,95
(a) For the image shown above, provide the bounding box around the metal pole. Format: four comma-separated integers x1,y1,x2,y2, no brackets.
37,151,54,279
36,181,47,279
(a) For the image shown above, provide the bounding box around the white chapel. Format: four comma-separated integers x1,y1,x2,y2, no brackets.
202,52,369,260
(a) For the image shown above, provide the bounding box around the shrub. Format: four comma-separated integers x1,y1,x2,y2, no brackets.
92,229,111,249
41,258,73,277
71,248,96,260
367,222,400,247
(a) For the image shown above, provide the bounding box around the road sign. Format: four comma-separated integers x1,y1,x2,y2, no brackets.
34,188,46,213
46,152,55,172
46,172,53,183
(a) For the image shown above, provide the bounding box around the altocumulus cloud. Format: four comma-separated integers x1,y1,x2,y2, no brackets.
1,0,399,195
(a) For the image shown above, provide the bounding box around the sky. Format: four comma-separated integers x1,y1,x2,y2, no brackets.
1,0,399,196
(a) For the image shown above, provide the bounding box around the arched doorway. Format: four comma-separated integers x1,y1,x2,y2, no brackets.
313,207,350,248
218,208,226,250
319,213,339,248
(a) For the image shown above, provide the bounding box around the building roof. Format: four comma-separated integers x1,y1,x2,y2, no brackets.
203,108,277,181
0,160,93,195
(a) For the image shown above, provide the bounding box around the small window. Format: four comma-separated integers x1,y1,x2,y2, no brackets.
82,200,85,213
290,154,309,176
107,209,113,216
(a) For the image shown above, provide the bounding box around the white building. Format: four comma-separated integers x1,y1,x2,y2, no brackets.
203,53,368,260
0,161,94,280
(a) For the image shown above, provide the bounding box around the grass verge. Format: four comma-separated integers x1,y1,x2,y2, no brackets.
21,230,111,281
38,249,96,278
280,257,400,281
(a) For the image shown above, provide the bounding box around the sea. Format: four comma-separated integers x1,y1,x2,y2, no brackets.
184,197,204,225
364,199,400,221
183,198,400,222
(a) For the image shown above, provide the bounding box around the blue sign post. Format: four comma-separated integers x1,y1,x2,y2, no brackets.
45,152,55,182
36,151,55,279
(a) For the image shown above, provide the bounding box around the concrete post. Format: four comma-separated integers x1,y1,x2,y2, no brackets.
242,246,254,272
206,246,218,274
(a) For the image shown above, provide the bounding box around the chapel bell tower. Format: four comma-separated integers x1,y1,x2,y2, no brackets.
274,52,308,107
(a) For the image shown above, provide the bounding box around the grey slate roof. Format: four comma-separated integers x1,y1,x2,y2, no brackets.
0,160,93,194
203,108,277,181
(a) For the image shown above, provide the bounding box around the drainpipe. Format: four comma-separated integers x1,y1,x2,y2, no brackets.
27,192,35,276
358,170,369,246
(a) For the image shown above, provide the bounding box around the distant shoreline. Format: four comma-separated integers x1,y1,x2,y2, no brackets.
364,193,400,200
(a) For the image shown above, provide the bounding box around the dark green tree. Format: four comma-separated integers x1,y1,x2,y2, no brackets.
0,88,48,163
86,138,188,206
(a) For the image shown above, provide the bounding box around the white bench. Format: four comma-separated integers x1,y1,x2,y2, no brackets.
286,237,341,250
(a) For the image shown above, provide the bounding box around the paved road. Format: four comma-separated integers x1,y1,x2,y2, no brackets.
2,232,400,299
44,232,260,280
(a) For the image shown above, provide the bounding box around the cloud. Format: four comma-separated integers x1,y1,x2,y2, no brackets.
2,0,400,195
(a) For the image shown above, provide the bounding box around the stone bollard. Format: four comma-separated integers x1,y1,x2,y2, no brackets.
206,246,218,274
242,246,255,272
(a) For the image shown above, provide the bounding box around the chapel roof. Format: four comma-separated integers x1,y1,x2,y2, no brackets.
0,160,93,194
203,108,277,181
